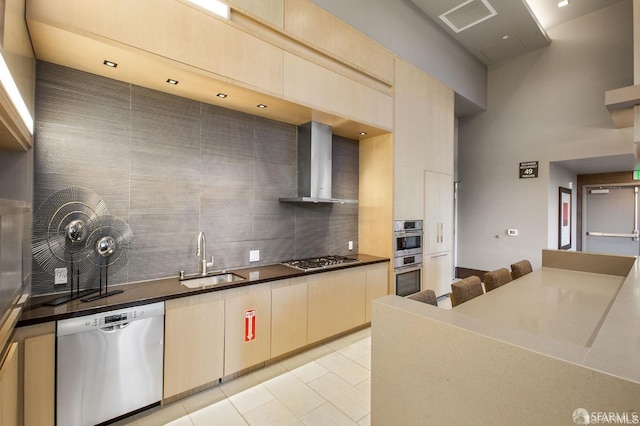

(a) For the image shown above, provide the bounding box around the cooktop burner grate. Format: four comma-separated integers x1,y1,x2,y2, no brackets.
282,255,359,271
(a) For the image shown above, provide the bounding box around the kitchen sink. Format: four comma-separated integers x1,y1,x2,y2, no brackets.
180,272,245,289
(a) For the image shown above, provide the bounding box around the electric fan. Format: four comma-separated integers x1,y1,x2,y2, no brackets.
79,214,133,302
32,187,109,305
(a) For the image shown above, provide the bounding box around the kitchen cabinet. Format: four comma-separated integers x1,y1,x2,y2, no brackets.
228,0,284,28
393,58,454,175
424,251,453,297
164,294,225,400
0,0,35,151
365,263,389,322
283,53,393,131
0,342,18,426
307,268,366,343
224,284,272,376
12,322,55,426
271,277,307,358
424,171,453,254
284,0,393,86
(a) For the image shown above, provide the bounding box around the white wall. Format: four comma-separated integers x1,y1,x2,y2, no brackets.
310,0,487,111
457,1,634,271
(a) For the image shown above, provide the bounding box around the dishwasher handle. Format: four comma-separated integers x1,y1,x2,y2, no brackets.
99,322,131,333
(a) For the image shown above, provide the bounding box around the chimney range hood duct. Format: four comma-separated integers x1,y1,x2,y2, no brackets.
279,121,358,204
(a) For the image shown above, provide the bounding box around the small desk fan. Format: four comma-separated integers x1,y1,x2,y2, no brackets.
79,214,132,302
32,187,109,305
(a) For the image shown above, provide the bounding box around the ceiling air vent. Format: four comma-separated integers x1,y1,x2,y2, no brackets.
439,0,497,33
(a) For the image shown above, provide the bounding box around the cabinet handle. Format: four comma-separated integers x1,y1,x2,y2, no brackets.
431,253,448,259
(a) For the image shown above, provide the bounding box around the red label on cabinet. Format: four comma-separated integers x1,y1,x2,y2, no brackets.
244,308,256,342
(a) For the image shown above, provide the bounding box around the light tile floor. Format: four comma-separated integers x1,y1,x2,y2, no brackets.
118,295,451,426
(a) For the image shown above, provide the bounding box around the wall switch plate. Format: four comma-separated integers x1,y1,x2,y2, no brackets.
348,241,353,250
55,267,67,285
250,250,260,262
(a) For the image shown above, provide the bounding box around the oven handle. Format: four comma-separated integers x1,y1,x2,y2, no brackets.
394,264,423,272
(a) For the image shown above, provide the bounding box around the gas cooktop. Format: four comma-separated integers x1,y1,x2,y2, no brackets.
282,255,360,272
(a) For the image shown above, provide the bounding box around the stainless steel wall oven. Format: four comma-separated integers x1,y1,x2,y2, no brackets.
393,220,423,297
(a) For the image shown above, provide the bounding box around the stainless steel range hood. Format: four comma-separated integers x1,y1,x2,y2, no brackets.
279,121,358,204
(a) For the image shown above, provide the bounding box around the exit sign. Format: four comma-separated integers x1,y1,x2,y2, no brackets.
634,171,640,180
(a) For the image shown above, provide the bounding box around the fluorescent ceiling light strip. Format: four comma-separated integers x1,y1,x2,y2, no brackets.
0,52,33,135
186,0,229,19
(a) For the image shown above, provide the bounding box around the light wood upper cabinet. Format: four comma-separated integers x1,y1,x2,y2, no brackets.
0,0,35,151
284,0,393,86
27,0,284,96
271,278,307,358
394,166,425,221
228,0,285,28
307,268,366,343
164,294,225,400
224,284,272,376
0,342,18,426
284,53,393,130
394,58,454,175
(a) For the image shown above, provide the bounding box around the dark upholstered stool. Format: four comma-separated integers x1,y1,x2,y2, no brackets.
407,289,438,306
510,260,533,280
483,268,512,292
450,276,483,307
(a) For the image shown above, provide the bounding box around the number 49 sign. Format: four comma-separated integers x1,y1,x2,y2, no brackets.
519,161,539,179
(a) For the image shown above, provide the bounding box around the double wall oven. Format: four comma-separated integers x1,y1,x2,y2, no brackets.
393,220,423,297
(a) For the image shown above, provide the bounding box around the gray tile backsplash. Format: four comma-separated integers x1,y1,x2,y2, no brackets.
32,62,359,295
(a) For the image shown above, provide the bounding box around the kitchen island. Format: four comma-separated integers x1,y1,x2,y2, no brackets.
371,250,640,425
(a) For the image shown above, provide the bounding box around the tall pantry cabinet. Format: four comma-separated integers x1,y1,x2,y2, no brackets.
393,58,454,297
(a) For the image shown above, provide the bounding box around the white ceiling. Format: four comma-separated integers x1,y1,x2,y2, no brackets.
410,0,626,66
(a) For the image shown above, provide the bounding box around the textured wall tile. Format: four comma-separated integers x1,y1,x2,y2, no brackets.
32,61,360,295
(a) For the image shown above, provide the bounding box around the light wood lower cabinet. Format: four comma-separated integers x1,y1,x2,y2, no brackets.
271,278,307,358
164,293,225,399
307,268,366,344
13,322,55,426
224,284,272,376
0,342,18,426
365,263,389,322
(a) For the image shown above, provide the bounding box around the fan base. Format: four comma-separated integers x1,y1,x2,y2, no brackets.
44,289,100,306
81,289,124,303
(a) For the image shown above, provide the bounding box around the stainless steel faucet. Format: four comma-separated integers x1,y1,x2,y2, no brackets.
197,232,214,276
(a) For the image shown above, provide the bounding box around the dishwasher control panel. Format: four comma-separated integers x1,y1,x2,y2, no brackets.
57,302,165,336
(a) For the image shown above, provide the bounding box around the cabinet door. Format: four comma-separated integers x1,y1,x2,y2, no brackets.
425,171,453,253
307,269,366,343
0,342,18,426
365,263,389,322
224,285,272,376
23,331,55,426
271,278,307,358
164,295,225,399
424,251,452,297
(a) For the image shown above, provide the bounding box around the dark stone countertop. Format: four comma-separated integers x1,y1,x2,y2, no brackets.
17,254,389,327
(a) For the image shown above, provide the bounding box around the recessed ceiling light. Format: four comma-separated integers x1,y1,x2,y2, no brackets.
257,104,267,109
103,60,118,68
557,0,569,8
502,35,509,40
166,79,179,85
359,132,367,136
216,93,227,98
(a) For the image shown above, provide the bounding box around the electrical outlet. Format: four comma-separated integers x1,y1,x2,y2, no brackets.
55,267,67,285
250,250,260,262
348,241,354,251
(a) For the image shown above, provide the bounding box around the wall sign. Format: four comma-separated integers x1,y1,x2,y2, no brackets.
244,308,256,342
519,161,538,179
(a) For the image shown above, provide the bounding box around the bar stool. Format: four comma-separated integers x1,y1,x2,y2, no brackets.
450,276,483,307
407,289,438,306
510,260,533,280
483,268,512,292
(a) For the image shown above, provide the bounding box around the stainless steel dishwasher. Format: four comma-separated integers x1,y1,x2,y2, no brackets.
56,301,165,426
